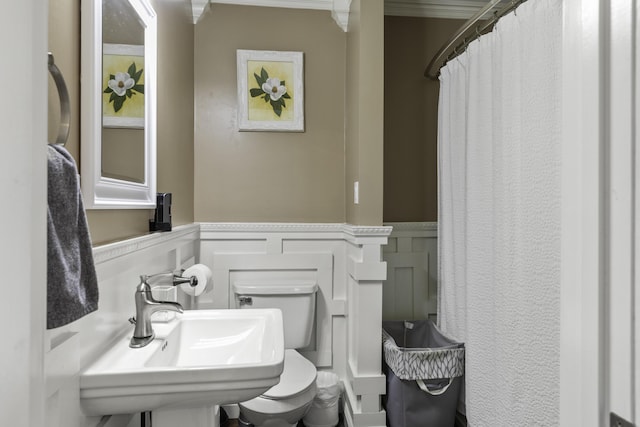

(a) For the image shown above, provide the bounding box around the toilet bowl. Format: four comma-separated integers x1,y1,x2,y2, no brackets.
239,349,317,427
233,281,320,427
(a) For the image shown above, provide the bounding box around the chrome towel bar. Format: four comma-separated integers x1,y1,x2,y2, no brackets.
48,52,70,146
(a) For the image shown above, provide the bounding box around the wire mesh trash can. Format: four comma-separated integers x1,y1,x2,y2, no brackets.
303,371,342,427
382,320,465,427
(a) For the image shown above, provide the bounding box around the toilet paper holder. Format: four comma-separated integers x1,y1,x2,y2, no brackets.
140,270,198,288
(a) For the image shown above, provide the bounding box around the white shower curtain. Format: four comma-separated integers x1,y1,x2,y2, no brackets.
437,0,562,425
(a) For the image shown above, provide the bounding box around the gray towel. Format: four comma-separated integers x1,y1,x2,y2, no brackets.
47,145,98,329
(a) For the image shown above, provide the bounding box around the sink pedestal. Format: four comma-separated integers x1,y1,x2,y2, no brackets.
153,404,220,427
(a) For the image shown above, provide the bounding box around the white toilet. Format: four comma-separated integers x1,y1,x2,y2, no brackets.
233,281,319,427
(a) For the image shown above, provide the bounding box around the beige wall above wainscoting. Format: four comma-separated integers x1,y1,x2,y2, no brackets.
48,0,195,246
47,0,463,244
154,0,195,232
345,0,385,226
193,4,347,223
383,16,465,223
48,0,80,158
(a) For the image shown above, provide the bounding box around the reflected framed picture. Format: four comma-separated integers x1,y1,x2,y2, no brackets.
102,43,145,129
237,49,304,132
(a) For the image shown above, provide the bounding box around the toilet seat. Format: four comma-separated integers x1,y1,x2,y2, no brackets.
240,350,317,417
262,350,316,400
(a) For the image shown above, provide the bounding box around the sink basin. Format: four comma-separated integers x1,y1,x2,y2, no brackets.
80,309,284,416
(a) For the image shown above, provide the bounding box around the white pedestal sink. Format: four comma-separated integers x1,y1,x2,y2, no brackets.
80,309,284,427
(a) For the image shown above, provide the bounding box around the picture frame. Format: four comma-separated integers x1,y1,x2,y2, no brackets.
237,49,304,132
102,43,145,129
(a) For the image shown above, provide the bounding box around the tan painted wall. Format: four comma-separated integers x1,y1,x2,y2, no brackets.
48,0,195,246
345,0,385,226
383,16,464,222
193,4,346,223
48,0,430,242
48,0,80,159
153,0,195,233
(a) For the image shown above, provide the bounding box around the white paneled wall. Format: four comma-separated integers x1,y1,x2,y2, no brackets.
382,222,437,321
43,223,390,427
44,225,200,427
197,223,391,427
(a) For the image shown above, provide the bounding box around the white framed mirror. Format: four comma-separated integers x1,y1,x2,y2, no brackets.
81,0,157,209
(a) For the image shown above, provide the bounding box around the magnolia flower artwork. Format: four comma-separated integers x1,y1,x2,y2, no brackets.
250,68,291,117
237,50,304,132
102,44,145,128
104,62,144,114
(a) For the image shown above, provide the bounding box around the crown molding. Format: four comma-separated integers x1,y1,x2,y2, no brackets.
191,0,208,23
210,0,332,10
191,0,350,29
385,0,503,19
332,0,351,31
191,0,489,27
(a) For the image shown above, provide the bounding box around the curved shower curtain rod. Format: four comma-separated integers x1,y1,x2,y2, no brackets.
424,0,529,80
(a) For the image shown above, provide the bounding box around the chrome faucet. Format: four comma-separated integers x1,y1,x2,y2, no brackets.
128,272,196,348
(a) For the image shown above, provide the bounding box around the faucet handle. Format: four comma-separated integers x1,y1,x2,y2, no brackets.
128,317,137,325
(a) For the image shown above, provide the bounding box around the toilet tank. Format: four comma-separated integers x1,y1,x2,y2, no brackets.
233,281,318,349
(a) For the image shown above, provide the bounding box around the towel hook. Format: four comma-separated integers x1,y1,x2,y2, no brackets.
48,52,70,146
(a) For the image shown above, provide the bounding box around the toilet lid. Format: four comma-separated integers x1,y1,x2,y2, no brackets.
263,350,316,400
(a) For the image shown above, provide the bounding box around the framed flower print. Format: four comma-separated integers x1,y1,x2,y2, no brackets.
236,49,304,132
102,43,145,128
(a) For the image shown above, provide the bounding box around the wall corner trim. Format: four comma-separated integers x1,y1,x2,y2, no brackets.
190,0,209,24
332,0,351,31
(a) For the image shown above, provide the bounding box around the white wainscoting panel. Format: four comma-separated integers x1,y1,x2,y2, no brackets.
198,223,391,427
212,252,334,366
44,222,391,427
382,222,438,321
343,227,390,427
44,224,200,427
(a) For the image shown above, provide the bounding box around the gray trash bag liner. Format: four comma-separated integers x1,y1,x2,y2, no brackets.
382,320,465,427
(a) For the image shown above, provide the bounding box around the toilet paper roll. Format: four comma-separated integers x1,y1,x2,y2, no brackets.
180,264,212,296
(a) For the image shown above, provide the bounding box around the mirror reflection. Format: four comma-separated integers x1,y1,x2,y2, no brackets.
101,0,145,184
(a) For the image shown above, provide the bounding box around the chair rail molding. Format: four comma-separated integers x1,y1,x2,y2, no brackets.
190,0,209,23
